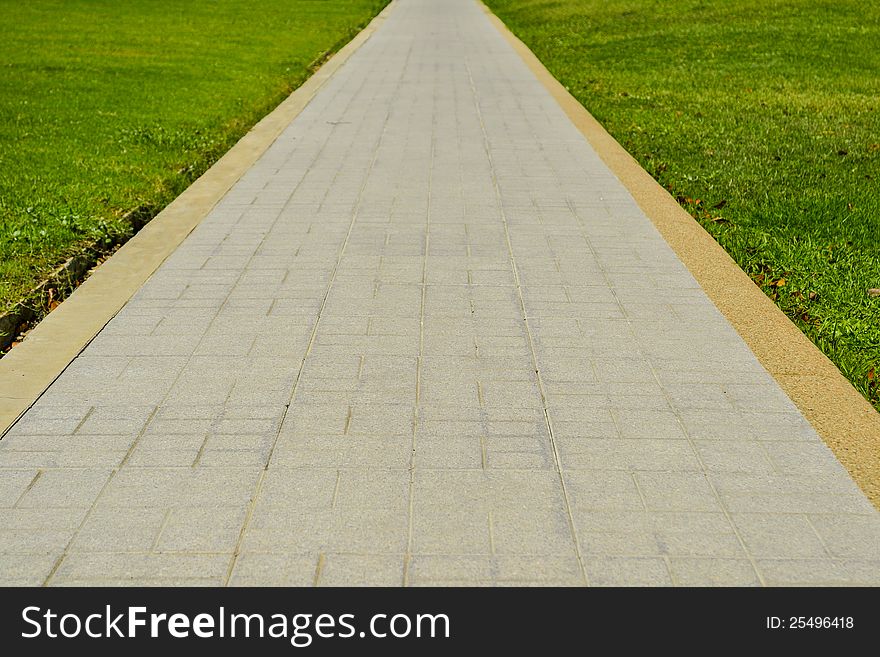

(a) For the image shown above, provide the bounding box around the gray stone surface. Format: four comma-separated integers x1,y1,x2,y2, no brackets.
1,0,879,586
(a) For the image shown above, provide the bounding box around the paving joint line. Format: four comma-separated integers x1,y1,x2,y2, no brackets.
225,43,413,584
404,52,437,588
464,59,589,587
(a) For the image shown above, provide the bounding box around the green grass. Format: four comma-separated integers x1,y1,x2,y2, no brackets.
0,0,387,313
485,0,880,410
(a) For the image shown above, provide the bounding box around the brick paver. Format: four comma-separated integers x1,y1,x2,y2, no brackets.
2,0,879,586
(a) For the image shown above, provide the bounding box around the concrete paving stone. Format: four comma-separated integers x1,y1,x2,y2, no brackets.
95,469,188,508
213,417,280,435
710,472,859,497
85,334,203,357
297,385,414,407
668,558,761,587
572,510,733,536
59,356,131,379
71,507,166,552
527,301,624,321
278,404,350,435
723,491,876,515
491,506,577,556
551,419,618,442
167,380,235,406
228,385,295,406
563,471,645,511
558,438,701,472
200,432,274,452
195,334,258,357
221,404,289,421
583,557,673,587
157,507,248,552
612,409,688,440
0,529,74,553
538,359,596,384
0,507,88,531
478,380,543,408
332,468,411,513
484,448,553,470
257,467,338,509
51,553,231,585
808,514,880,560
411,507,493,555
0,434,135,458
481,407,547,428
755,559,880,586
104,467,260,509
0,470,40,507
153,405,224,420
413,437,482,469
604,391,673,411
197,450,270,467
416,418,484,438
762,441,852,477
141,419,213,438
16,469,112,509
652,529,746,559
327,510,409,553
75,405,156,436
0,553,61,585
407,555,584,586
318,553,405,586
743,413,819,441
5,413,90,437
577,531,662,557
692,440,776,474
271,435,412,469
120,356,189,380
722,384,798,413
345,404,415,435
731,513,831,559
241,509,330,552
664,384,736,411
677,411,758,441
635,472,722,513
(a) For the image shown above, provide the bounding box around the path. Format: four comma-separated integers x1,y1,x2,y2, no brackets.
2,0,879,586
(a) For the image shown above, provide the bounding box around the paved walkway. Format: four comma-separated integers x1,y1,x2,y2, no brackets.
3,0,880,586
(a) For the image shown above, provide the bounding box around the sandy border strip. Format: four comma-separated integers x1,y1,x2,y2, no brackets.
0,0,396,438
481,2,880,508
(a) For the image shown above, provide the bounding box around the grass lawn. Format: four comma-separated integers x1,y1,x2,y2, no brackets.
0,0,387,315
485,0,880,410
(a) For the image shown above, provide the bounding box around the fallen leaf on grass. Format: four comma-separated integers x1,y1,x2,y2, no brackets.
869,288,880,297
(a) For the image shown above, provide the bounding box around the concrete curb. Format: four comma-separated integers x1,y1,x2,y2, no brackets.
481,1,880,508
0,1,396,438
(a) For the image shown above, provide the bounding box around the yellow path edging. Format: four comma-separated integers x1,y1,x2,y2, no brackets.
481,1,880,508
0,1,396,437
